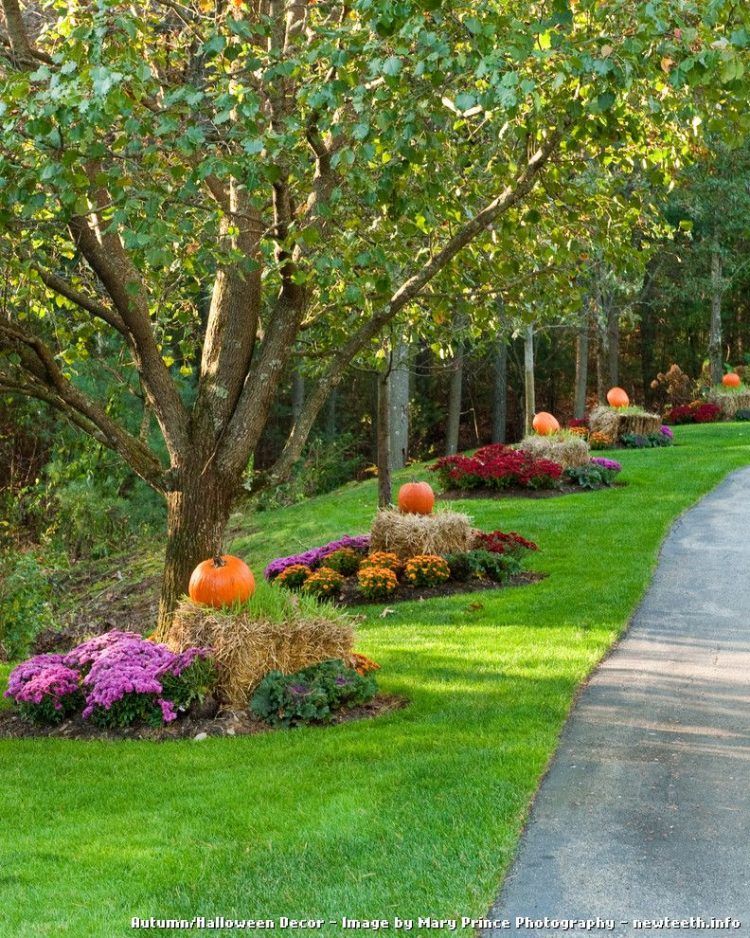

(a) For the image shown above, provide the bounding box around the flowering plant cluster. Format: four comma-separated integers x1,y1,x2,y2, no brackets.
403,554,451,588
360,551,402,573
591,457,622,472
430,444,562,491
275,563,312,591
250,659,377,727
357,565,398,600
588,431,614,450
568,416,590,429
321,548,362,576
264,535,370,580
620,427,674,448
568,426,589,438
664,401,721,425
474,530,538,555
302,567,345,599
5,631,216,727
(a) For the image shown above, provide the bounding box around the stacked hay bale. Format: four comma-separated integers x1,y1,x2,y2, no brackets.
589,405,661,442
166,594,354,708
369,508,473,560
707,388,750,419
518,433,590,469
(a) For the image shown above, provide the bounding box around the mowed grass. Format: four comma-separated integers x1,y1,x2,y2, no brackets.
2,423,750,937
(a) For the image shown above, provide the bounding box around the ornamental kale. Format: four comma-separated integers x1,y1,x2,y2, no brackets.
265,534,370,580
250,659,377,727
4,654,83,724
565,458,622,489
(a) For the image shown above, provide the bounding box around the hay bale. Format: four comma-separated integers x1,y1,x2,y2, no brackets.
589,405,661,441
518,433,590,468
369,508,473,559
707,388,750,419
166,597,354,708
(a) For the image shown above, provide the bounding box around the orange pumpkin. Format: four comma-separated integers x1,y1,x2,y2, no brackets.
532,412,560,436
188,554,255,608
722,372,741,388
606,387,630,408
397,481,435,515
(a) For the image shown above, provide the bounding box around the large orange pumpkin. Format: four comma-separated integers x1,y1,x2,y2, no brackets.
188,554,255,608
606,387,630,408
722,372,741,388
397,481,435,515
532,412,560,436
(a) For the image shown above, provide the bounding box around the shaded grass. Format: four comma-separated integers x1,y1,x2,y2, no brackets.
1,424,749,937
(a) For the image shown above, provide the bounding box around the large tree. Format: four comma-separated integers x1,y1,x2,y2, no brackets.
1,0,747,629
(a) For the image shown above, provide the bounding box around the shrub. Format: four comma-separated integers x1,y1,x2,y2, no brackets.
589,431,614,450
4,654,83,724
430,444,562,491
167,588,354,707
275,563,312,591
473,530,538,555
403,554,450,587
735,409,750,421
264,535,370,580
321,548,362,576
664,401,721,425
357,566,398,600
0,550,56,660
518,432,591,469
360,551,402,573
443,552,481,582
302,567,345,599
620,431,673,449
250,659,377,727
6,632,216,728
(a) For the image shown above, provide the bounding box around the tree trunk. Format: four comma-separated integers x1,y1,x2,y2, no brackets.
574,306,589,419
606,302,619,387
376,364,392,507
156,462,238,635
325,386,337,439
709,248,723,385
637,258,660,407
389,337,409,470
491,336,508,443
523,324,535,436
445,339,464,455
291,369,305,425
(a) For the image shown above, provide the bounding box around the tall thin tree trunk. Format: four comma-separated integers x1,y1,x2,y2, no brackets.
491,336,508,443
376,363,392,507
389,337,409,470
523,324,535,436
574,306,589,419
709,247,723,385
156,462,238,635
291,369,305,425
445,340,464,455
325,386,337,438
606,302,619,387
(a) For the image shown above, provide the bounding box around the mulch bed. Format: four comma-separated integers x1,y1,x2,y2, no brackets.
0,693,408,742
439,482,627,500
337,570,546,606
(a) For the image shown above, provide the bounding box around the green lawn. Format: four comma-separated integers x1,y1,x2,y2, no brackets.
2,423,749,937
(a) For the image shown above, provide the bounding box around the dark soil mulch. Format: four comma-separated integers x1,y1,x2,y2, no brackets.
338,570,546,606
0,693,408,742
439,481,627,500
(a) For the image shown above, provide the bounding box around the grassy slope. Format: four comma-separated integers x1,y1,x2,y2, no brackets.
1,423,749,938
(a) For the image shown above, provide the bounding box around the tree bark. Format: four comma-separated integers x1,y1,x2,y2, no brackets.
445,339,464,455
325,386,338,439
523,324,535,436
709,247,723,385
389,337,409,470
491,336,508,443
291,368,305,426
376,364,392,507
606,302,619,387
574,305,589,419
156,462,238,635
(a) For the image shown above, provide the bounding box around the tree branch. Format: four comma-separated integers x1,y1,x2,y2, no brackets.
32,264,127,334
0,0,51,64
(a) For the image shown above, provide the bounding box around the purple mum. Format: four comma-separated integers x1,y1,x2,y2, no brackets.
265,534,370,580
660,425,674,440
591,457,622,473
5,654,80,711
